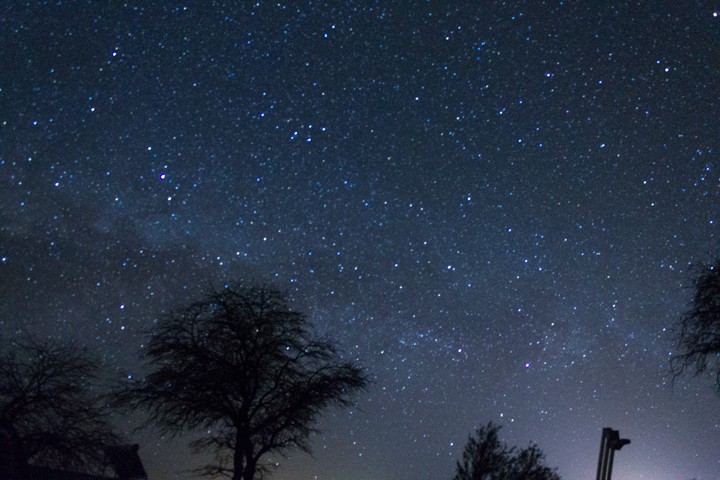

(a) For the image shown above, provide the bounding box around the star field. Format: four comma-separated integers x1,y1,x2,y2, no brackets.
1,2,719,480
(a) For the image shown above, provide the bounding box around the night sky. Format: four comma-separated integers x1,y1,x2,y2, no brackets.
1,2,719,479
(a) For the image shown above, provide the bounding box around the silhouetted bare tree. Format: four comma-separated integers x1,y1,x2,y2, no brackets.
0,336,119,476
453,422,560,480
671,257,720,389
116,284,369,480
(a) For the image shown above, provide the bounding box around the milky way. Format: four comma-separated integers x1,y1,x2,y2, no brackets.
1,3,719,479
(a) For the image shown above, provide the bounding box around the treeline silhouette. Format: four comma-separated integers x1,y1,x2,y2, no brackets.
19,265,720,480
1,284,369,480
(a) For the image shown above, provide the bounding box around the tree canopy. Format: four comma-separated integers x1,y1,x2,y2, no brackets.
0,336,119,475
671,256,720,388
116,284,369,480
453,422,560,480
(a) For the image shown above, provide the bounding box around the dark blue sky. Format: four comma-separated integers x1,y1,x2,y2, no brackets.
1,2,719,479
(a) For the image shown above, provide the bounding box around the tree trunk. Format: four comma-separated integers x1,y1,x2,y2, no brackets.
233,431,256,480
232,450,243,480
0,422,27,480
231,452,256,480
243,460,257,480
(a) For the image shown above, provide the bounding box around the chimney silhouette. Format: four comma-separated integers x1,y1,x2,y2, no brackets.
595,427,630,480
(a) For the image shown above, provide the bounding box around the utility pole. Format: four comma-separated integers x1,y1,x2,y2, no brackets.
595,427,630,480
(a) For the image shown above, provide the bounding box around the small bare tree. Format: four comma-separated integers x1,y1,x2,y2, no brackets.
116,284,369,480
0,336,119,475
671,257,720,388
